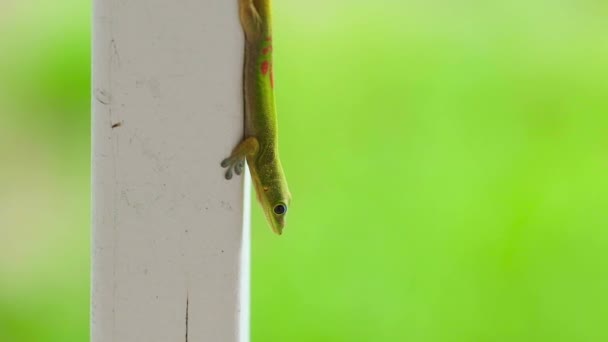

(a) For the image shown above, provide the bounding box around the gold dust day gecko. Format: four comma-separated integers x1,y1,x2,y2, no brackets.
221,0,291,235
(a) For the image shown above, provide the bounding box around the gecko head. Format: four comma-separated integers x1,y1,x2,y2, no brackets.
261,183,291,235
257,159,291,235
268,201,288,235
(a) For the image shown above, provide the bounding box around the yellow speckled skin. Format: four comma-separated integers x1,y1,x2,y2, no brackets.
221,0,291,235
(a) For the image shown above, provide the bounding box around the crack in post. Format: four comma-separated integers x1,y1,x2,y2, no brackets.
185,294,189,342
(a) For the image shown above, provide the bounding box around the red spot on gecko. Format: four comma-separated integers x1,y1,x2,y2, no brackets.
265,36,272,41
262,46,273,55
260,60,275,88
261,61,270,75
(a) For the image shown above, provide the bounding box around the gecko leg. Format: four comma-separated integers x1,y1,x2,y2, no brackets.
220,137,259,180
238,0,263,41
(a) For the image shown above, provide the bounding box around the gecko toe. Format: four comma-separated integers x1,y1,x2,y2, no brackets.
221,158,231,168
234,160,244,175
225,168,234,180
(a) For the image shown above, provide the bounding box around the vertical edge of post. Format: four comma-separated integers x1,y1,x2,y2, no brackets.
239,174,251,342
92,0,249,341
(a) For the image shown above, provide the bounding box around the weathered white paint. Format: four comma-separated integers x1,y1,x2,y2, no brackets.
91,0,249,341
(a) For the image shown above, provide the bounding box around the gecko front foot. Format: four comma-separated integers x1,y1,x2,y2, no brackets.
220,137,259,180
221,157,245,180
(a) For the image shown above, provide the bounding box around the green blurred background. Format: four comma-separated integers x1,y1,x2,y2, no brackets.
1,0,607,341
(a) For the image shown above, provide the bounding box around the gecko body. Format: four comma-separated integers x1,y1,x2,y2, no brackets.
221,0,291,235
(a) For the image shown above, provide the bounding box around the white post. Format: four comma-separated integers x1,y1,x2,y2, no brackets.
91,0,249,341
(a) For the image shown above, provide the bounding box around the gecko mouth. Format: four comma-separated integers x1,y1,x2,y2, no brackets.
273,223,284,235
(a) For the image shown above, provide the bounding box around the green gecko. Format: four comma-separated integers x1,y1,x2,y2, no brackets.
221,0,291,235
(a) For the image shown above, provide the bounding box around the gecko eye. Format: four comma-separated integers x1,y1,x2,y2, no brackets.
273,203,287,215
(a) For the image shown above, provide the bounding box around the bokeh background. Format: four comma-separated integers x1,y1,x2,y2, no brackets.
1,0,608,341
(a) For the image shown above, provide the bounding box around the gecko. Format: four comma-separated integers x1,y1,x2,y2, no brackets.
221,0,291,235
